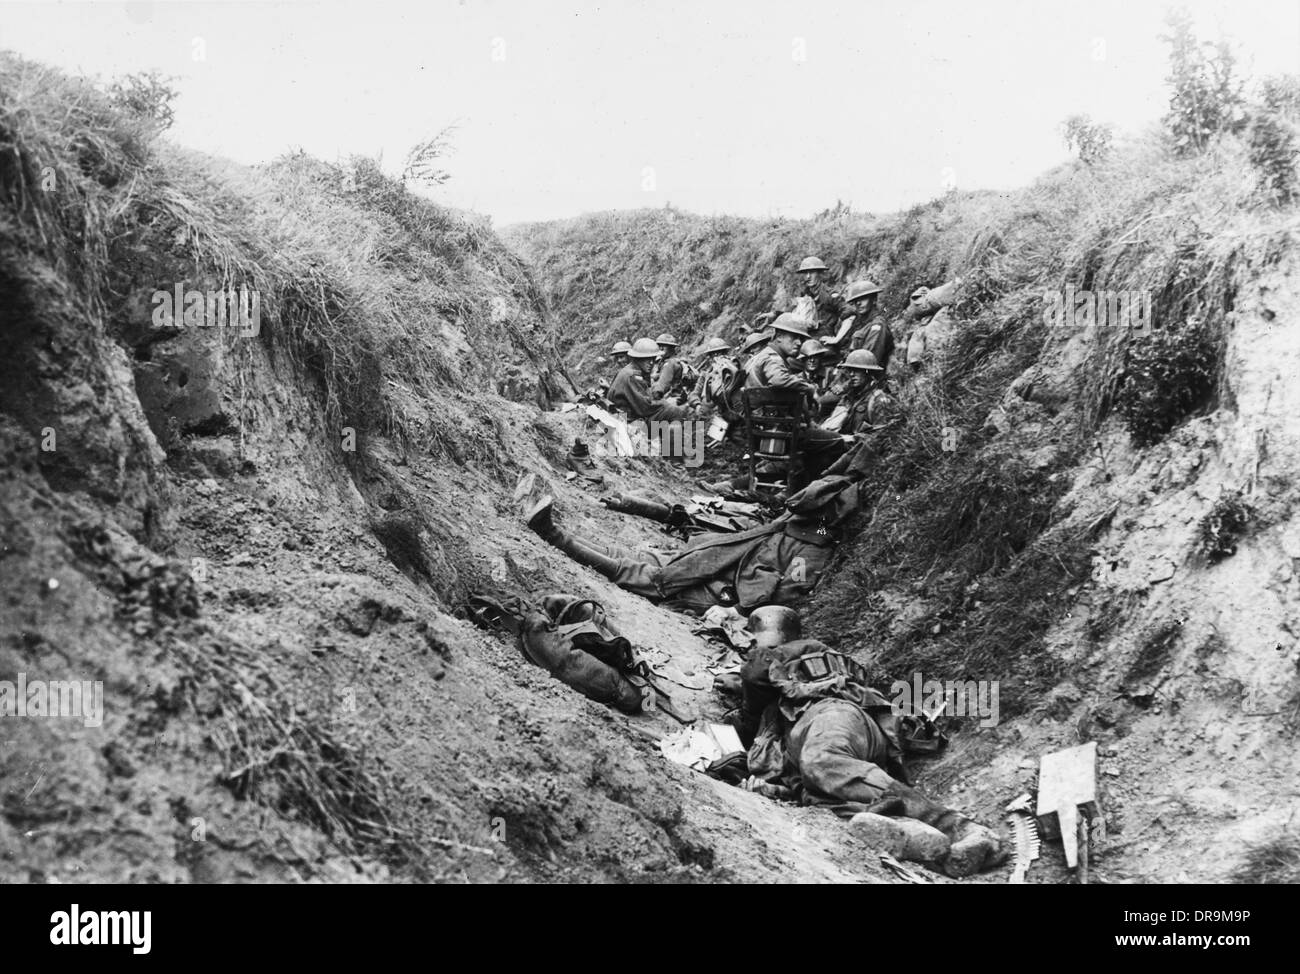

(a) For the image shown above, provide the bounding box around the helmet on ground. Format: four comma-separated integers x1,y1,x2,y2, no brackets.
611,340,632,355
741,330,773,354
697,336,732,357
845,280,883,303
837,349,884,372
799,339,829,359
655,332,680,347
746,605,802,649
797,256,828,274
628,337,664,359
771,313,811,339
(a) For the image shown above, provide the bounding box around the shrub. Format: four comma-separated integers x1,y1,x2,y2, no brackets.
1061,114,1114,166
1114,322,1219,446
105,70,177,131
1197,490,1254,563
1246,112,1299,206
1259,75,1300,119
1160,9,1246,156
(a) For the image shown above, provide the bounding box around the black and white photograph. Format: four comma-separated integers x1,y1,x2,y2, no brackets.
0,0,1297,947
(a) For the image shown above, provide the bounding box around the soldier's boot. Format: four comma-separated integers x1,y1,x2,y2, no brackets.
601,493,673,523
697,474,746,495
525,496,625,579
874,780,1008,878
566,439,604,484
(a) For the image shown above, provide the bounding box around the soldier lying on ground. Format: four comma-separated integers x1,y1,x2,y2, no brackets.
468,593,659,716
519,472,864,612
732,607,1008,878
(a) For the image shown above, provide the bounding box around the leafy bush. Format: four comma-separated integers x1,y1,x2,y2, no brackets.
1197,490,1254,563
1061,114,1113,166
105,70,177,131
1160,10,1246,156
1247,112,1299,206
1259,75,1300,119
1114,323,1219,446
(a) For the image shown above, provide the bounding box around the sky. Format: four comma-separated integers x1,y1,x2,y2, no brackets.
3,0,1298,225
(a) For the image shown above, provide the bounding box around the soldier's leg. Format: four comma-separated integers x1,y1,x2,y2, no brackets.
789,699,1006,877
800,427,848,482
519,613,644,714
525,496,665,596
602,493,675,523
787,699,897,804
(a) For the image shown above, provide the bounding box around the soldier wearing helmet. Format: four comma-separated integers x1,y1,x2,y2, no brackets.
815,349,905,480
650,332,693,401
607,340,633,388
739,315,853,483
608,337,692,421
794,338,828,373
796,338,843,422
789,256,846,336
745,314,818,394
727,616,1007,877
825,280,894,371
831,349,900,437
737,329,772,369
693,336,740,413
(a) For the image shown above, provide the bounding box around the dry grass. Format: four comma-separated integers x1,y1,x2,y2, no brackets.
1232,830,1300,884
173,637,425,869
0,51,559,476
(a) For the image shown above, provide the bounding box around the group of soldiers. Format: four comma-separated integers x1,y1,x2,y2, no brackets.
601,255,920,494
505,254,1006,879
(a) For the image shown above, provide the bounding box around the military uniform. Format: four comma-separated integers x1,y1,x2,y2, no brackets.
536,514,837,612
823,384,903,478
608,362,689,421
734,639,1007,878
744,345,817,394
841,384,901,436
528,480,864,612
695,355,741,413
650,357,689,400
855,317,896,369
795,282,846,336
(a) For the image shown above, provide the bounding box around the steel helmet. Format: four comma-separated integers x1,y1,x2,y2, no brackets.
771,313,811,339
628,337,664,359
746,605,802,649
611,340,632,355
741,330,773,354
796,256,828,274
799,339,829,359
697,336,732,357
655,332,680,347
837,349,884,372
844,280,883,303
